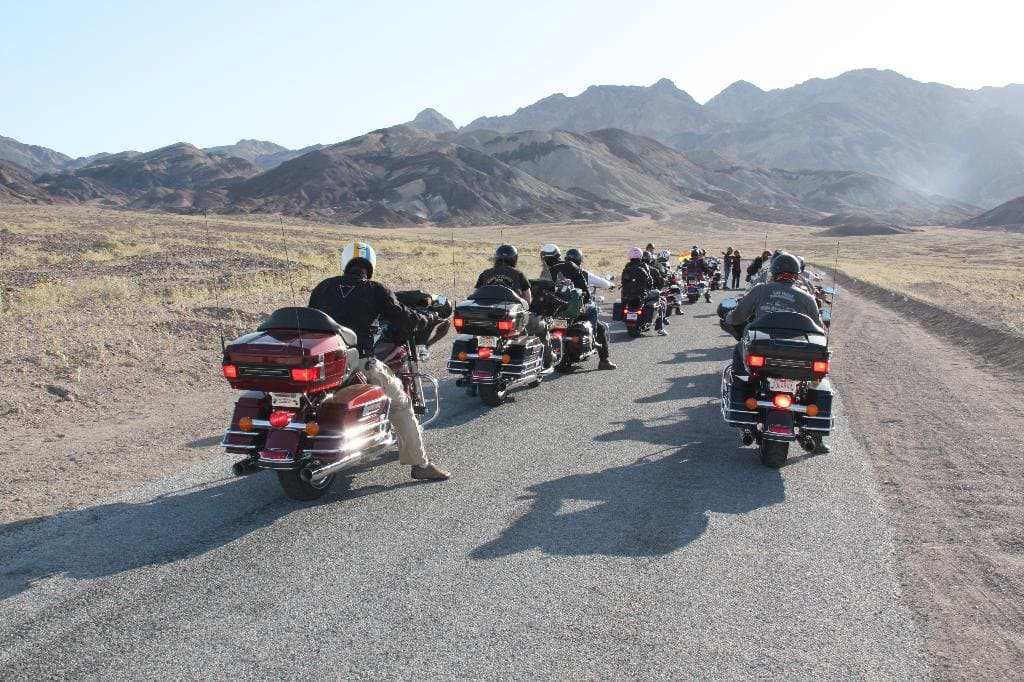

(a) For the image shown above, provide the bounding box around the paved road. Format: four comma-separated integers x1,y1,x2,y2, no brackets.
0,292,927,679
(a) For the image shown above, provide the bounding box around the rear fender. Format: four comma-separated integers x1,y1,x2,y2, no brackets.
261,429,304,464
471,359,500,384
764,409,795,441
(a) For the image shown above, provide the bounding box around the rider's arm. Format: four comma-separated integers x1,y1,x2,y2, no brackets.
376,283,428,336
586,271,613,289
725,285,761,325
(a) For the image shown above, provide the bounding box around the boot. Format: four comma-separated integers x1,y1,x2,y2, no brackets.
813,437,831,454
411,461,451,481
598,358,617,370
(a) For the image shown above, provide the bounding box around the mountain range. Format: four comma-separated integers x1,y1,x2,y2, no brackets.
2,68,1023,228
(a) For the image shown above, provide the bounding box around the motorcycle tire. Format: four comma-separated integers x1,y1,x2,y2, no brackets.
556,356,575,372
759,440,789,469
479,382,507,407
277,470,335,501
626,325,641,338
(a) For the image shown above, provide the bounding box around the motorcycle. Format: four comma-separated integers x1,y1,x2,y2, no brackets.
663,272,684,316
220,295,451,501
704,257,722,291
684,272,711,303
547,281,599,372
613,289,663,337
717,298,835,468
447,285,549,406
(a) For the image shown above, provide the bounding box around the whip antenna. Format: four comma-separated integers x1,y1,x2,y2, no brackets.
278,216,306,351
203,211,226,352
826,241,839,342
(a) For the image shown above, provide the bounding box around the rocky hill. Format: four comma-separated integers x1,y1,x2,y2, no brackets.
0,160,61,204
958,195,1024,232
204,139,323,170
405,109,457,134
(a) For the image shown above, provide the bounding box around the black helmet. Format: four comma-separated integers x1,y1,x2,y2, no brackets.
494,244,518,267
565,248,583,265
641,250,653,264
690,248,699,259
771,253,801,282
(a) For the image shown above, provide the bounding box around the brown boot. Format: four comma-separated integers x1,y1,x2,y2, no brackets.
598,358,617,370
411,462,451,481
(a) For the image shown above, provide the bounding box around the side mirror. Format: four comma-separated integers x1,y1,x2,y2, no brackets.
434,295,448,307
820,309,832,327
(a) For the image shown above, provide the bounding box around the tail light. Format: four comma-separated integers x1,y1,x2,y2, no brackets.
453,317,464,330
773,393,793,409
290,367,322,382
551,329,565,339
496,320,514,331
812,360,830,374
747,355,765,368
269,411,293,428
477,347,493,359
222,364,238,379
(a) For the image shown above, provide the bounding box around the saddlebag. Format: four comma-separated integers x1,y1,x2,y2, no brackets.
454,287,528,337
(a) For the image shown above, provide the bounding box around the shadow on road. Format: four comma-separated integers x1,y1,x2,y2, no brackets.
472,370,784,559
0,453,418,601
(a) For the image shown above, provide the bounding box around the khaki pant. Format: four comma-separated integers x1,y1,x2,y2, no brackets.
355,357,428,467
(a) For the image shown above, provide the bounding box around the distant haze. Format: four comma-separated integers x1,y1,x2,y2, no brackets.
2,0,1021,157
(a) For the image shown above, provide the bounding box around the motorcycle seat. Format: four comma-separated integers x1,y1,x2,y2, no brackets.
747,312,825,335
258,307,359,348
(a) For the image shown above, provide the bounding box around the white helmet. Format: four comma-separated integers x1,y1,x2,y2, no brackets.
541,243,560,258
340,242,377,277
658,249,671,260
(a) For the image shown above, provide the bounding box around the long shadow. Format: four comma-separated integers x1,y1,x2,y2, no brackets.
0,453,421,601
657,346,733,366
472,370,784,559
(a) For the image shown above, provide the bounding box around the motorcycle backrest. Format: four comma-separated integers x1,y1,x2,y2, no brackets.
469,284,525,305
258,307,359,347
747,311,825,335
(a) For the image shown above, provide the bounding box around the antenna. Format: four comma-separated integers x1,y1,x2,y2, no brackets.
203,211,226,351
826,240,839,342
278,216,306,355
451,231,456,294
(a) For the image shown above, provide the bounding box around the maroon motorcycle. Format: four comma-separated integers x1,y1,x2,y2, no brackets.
220,293,451,500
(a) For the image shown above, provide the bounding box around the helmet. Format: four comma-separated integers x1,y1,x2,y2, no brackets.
658,249,671,261
628,246,643,260
770,253,801,282
690,248,699,259
641,251,653,264
540,243,560,260
340,241,377,277
565,248,583,265
494,244,518,267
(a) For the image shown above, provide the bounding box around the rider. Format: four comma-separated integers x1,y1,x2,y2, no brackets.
538,243,561,281
684,246,705,279
551,248,617,370
724,252,830,453
475,243,553,371
641,250,669,329
308,242,451,481
621,247,667,336
655,249,673,279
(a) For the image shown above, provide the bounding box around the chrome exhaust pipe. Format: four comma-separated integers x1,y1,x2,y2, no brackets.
741,430,755,446
232,459,257,476
301,451,364,485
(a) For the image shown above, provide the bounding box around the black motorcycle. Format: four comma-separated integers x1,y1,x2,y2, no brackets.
717,298,835,468
447,285,548,406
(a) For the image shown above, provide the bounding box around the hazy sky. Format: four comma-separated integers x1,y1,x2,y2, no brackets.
3,0,1021,157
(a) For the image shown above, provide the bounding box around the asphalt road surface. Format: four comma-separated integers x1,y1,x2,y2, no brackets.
1,291,930,679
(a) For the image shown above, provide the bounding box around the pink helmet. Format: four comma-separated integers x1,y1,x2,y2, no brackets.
628,246,643,260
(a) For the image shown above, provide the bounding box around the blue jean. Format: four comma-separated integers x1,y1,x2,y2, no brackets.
583,303,611,359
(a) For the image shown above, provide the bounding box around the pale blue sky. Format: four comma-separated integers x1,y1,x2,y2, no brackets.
3,0,1021,157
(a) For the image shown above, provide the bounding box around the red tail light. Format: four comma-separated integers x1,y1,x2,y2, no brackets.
453,317,464,329
812,360,830,374
290,367,321,382
268,410,293,428
747,355,765,368
551,329,565,339
496,320,514,331
622,308,630,314
222,364,238,379
477,347,493,359
773,393,793,409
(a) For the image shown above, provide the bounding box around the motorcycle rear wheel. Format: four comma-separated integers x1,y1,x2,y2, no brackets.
277,470,336,501
626,325,641,338
480,382,507,407
759,440,789,468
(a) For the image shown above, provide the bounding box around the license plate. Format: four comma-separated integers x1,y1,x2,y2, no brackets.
552,318,570,328
269,392,302,408
769,378,798,393
477,336,498,348
627,313,638,320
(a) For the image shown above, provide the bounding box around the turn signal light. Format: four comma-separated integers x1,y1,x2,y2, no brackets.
806,404,820,417
747,355,765,368
496,320,514,331
222,364,238,379
268,410,293,428
457,351,468,361
453,317,464,329
773,393,793,409
304,422,320,437
501,354,512,364
290,367,320,382
238,416,253,432
812,360,830,374
477,347,493,359
745,398,759,410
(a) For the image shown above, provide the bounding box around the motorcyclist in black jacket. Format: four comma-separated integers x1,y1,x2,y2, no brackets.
621,247,667,336
551,248,616,370
474,244,552,373
641,250,669,331
724,252,830,453
308,241,450,480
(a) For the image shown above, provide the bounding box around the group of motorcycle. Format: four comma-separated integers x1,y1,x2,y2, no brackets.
216,248,839,499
